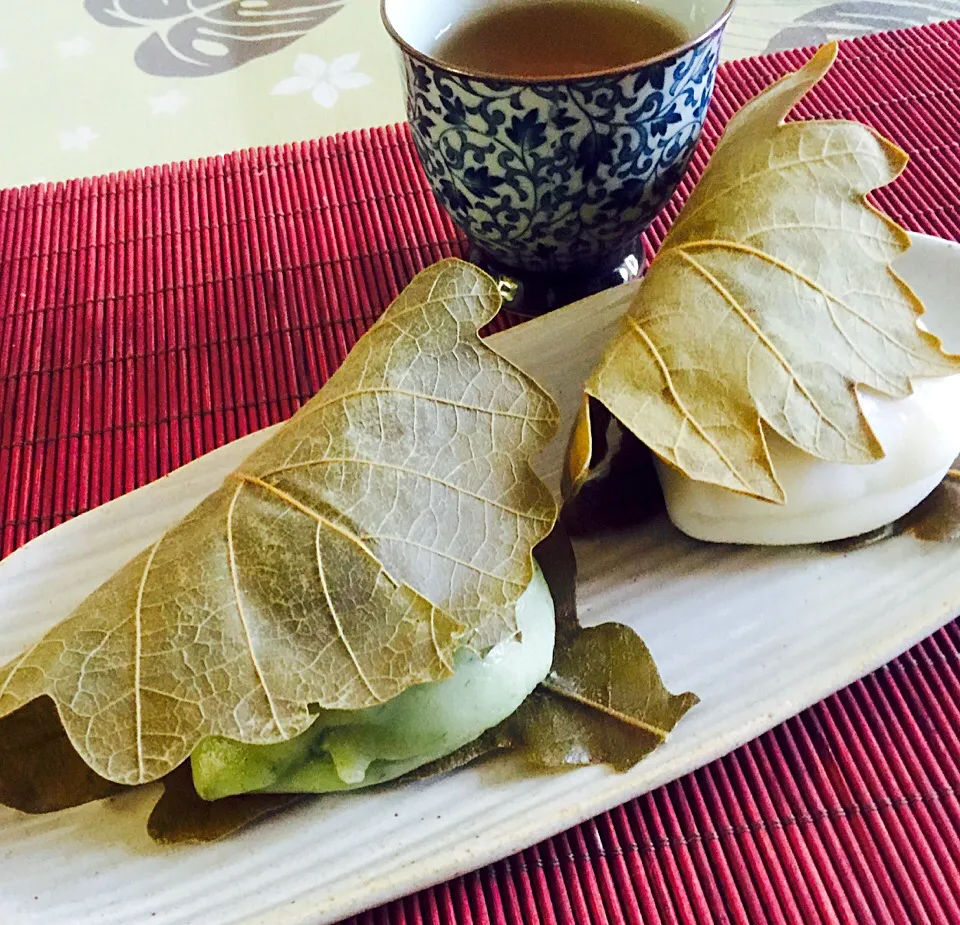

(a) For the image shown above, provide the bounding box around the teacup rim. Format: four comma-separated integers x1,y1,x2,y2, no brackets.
380,0,737,85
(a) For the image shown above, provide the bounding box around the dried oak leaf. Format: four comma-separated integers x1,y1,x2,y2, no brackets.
566,43,960,505
0,259,558,806
411,524,697,780
149,525,695,843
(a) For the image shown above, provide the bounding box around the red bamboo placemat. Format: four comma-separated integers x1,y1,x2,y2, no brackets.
3,19,960,925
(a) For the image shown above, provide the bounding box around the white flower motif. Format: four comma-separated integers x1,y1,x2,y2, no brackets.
60,127,98,151
272,53,372,109
58,37,92,58
150,90,187,115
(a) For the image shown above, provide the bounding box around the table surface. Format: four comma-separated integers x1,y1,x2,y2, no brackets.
3,0,960,189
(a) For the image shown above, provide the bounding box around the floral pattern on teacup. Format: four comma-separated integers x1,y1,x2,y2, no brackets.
404,33,723,273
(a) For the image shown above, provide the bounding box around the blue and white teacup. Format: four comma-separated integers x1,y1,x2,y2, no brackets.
382,0,734,309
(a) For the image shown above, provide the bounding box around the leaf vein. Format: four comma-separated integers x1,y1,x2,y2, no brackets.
314,523,385,703
297,387,550,424
674,240,935,366
675,249,860,449
367,534,526,587
541,679,670,740
133,536,164,782
671,143,873,233
256,458,552,522
624,314,756,494
226,483,286,737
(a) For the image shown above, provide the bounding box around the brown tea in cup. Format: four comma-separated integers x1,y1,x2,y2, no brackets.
434,0,690,79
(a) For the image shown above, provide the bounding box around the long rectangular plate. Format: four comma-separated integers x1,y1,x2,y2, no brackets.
0,233,958,924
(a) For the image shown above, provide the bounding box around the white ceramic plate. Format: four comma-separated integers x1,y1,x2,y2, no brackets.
0,233,958,925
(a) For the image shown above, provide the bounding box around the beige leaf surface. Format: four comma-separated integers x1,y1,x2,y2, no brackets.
571,44,960,503
0,259,559,789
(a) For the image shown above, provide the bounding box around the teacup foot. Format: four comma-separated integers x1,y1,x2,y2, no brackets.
466,247,646,317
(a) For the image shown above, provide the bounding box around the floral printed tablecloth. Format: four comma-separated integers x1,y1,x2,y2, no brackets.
1,0,959,188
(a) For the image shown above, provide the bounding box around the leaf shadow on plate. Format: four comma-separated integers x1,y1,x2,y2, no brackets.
148,765,303,845
821,460,960,553
0,697,123,814
561,403,669,538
